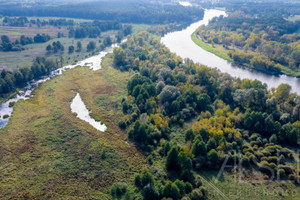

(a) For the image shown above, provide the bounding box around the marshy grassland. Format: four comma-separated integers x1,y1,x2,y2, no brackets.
0,54,146,199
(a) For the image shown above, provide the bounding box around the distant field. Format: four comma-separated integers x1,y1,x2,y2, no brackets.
0,35,107,70
0,25,68,41
0,23,150,71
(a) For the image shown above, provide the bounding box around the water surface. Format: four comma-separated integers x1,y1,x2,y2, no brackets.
70,93,107,132
161,9,300,94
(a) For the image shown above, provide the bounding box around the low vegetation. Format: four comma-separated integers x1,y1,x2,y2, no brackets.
0,55,146,199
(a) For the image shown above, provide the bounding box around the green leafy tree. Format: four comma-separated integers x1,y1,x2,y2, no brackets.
162,181,180,200
166,146,179,171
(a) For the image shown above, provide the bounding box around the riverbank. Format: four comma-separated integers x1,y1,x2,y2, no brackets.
192,31,300,78
191,32,233,62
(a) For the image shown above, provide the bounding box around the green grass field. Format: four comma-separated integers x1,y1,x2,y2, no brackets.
191,32,233,62
0,54,146,199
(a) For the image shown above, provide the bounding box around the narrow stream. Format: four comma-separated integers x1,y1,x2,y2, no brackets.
0,42,120,128
70,93,107,132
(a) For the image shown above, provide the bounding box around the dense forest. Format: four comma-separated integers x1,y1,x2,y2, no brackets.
195,12,300,76
0,0,204,25
107,32,300,199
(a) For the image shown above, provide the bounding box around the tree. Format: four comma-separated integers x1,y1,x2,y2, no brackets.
142,184,159,200
1,35,10,44
162,181,180,200
103,36,112,47
46,44,52,52
275,84,292,102
199,128,209,142
207,149,219,167
185,129,194,142
177,151,192,171
113,47,125,66
159,85,180,103
190,188,206,200
269,134,277,144
192,139,207,157
68,45,75,54
77,41,82,51
87,41,96,51
197,93,211,111
206,138,217,151
141,170,154,188
166,146,179,171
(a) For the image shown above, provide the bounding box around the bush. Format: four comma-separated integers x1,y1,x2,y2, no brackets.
185,182,193,194
111,183,127,199
134,174,142,188
189,187,206,200
194,156,206,170
277,168,286,179
118,120,127,130
143,184,160,200
269,134,277,144
162,181,180,200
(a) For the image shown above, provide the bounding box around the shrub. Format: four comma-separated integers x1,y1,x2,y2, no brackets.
185,182,193,194
118,120,127,129
189,187,206,200
269,134,277,144
162,181,180,200
143,184,160,200
111,183,127,199
134,174,142,188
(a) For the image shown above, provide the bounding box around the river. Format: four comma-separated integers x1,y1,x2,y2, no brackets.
161,9,300,94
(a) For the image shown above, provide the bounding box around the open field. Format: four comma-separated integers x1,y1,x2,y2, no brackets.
0,36,106,70
0,25,68,41
0,55,146,199
0,23,150,71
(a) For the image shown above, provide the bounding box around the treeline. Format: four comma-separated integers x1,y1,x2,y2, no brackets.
0,34,51,52
196,12,300,75
0,0,204,25
0,57,60,96
2,16,75,27
214,0,300,18
68,21,123,39
110,33,300,199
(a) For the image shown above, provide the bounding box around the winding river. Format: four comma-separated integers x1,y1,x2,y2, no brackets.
1,9,300,128
0,43,119,128
161,9,300,94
